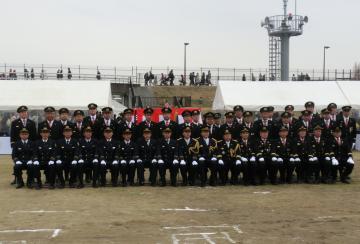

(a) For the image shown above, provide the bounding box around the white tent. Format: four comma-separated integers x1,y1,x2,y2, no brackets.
212,81,360,111
0,80,126,113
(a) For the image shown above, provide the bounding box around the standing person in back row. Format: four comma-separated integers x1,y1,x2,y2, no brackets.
337,106,357,149
38,107,63,140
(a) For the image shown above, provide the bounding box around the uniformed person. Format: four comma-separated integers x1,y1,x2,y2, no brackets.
10,105,37,185
233,105,244,125
118,128,139,186
197,126,218,186
56,125,80,188
242,111,256,140
308,125,329,184
253,127,273,185
12,128,36,189
177,126,200,186
136,128,158,186
220,112,240,140
38,106,63,140
326,127,355,184
304,101,321,123
118,108,137,139
214,113,222,135
157,128,179,186
291,126,311,183
97,127,120,187
178,110,193,136
327,103,338,121
58,108,74,131
33,127,57,189
317,109,336,140
216,129,241,185
157,107,178,139
284,105,298,125
78,126,99,188
83,103,100,127
190,109,202,139
294,110,315,136
337,106,357,149
73,110,87,139
95,107,119,140
238,128,257,186
203,112,219,140
275,112,295,139
10,105,37,147
271,126,293,184
253,107,276,139
137,107,157,139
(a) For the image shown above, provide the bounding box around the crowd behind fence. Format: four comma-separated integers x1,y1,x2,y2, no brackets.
0,63,355,86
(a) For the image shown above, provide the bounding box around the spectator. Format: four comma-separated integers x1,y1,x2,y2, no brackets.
24,68,29,79
195,72,200,86
242,74,246,81
305,73,311,81
292,74,297,81
67,68,72,80
160,73,167,86
251,73,256,81
96,70,101,80
179,74,186,86
200,72,206,85
144,72,150,86
13,70,17,80
149,71,154,86
168,69,175,86
56,69,60,79
206,70,212,85
30,68,35,79
40,69,45,80
189,72,195,86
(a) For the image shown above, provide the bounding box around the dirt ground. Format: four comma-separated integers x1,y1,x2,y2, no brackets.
0,154,359,244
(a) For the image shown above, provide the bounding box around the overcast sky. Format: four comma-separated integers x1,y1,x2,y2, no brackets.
1,0,359,70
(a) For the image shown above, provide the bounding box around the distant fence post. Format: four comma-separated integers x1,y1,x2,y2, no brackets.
114,67,117,82
78,65,81,80
349,69,352,80
234,68,236,80
135,66,138,84
335,69,337,81
217,68,220,82
4,63,6,77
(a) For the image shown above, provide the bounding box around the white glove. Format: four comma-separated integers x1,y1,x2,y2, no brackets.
120,160,127,164
180,160,186,165
271,157,277,162
192,161,198,166
129,160,135,164
93,159,99,163
100,160,106,165
295,158,301,162
151,159,157,164
172,159,179,164
199,157,205,161
325,157,330,161
211,157,217,161
112,160,119,165
78,159,84,164
218,159,224,165
309,157,314,162
137,159,143,163
277,158,283,163
347,157,355,165
235,160,242,165
71,160,77,165
289,158,295,163
158,159,164,164
15,161,22,165
33,161,40,165
352,143,356,150
48,160,55,165
26,160,33,165
313,157,318,161
250,156,256,162
259,157,265,162
331,158,339,166
241,157,248,163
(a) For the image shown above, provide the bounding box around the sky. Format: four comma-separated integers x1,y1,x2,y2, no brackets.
1,0,359,70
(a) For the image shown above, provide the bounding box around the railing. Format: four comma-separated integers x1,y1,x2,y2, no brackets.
0,63,355,86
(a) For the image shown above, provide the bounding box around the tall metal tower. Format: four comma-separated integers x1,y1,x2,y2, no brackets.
262,0,308,81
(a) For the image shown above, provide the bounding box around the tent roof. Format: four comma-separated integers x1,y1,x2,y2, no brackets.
212,81,359,111
0,80,127,112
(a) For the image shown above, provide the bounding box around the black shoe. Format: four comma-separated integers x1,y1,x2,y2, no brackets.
49,185,55,190
16,182,24,189
139,182,144,186
341,179,350,184
58,184,65,189
27,183,33,189
36,183,42,190
122,182,127,187
69,183,76,188
11,178,16,185
160,181,166,187
92,182,98,188
77,184,84,189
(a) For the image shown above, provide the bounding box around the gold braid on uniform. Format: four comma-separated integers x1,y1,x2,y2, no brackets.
188,139,200,155
209,139,218,154
230,143,240,158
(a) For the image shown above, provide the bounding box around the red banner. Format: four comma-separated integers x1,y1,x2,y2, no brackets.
133,107,201,124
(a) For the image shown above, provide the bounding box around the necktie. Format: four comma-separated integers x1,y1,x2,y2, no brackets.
166,121,169,127
91,117,95,124
66,140,69,145
345,118,348,126
22,119,26,127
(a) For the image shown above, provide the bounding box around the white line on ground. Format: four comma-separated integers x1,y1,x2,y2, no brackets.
0,241,27,244
9,210,74,214
161,207,216,212
0,229,62,239
163,224,243,234
253,191,271,194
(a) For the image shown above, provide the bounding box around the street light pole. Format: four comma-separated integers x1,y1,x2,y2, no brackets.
184,42,189,84
323,46,330,80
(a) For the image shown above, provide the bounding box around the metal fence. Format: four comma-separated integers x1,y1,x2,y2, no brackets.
0,63,355,86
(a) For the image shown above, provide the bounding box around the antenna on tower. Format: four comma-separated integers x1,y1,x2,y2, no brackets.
262,0,308,81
